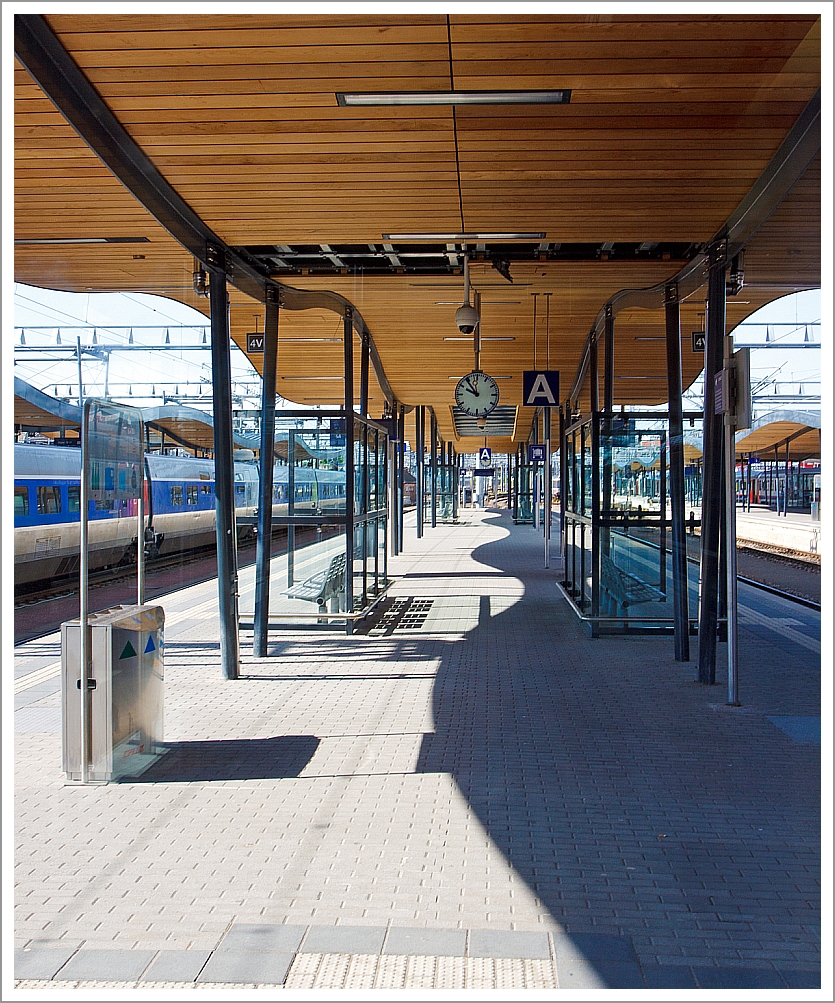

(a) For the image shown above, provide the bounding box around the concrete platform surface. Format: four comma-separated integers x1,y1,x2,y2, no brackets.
13,509,822,991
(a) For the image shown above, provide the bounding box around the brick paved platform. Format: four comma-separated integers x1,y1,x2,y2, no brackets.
13,509,823,991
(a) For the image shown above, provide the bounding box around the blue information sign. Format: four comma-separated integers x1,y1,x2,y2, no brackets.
528,444,546,463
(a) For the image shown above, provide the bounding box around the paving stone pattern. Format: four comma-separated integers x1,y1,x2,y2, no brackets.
14,509,820,990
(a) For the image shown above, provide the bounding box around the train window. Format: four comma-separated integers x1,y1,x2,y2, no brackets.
235,484,245,496
170,485,183,506
186,485,199,505
37,485,62,515
67,486,80,513
15,486,29,516
200,485,211,495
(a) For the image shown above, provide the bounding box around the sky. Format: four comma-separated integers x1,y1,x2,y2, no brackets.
13,283,821,422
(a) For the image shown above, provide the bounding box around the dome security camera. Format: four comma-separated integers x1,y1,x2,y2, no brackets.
455,302,480,335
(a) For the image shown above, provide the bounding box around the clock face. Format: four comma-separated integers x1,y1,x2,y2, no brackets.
454,371,500,417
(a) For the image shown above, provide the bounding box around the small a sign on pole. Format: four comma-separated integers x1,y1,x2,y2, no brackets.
478,446,492,467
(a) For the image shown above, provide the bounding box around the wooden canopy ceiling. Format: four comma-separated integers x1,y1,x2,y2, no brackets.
14,13,821,453
735,411,821,461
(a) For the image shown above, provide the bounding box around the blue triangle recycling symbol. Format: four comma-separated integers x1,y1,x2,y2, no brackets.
144,635,156,654
119,640,137,660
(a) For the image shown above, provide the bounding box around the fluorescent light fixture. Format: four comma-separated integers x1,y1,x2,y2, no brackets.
281,376,343,381
435,301,521,306
443,337,516,342
279,338,342,343
448,374,512,379
385,232,544,241
15,236,150,245
338,90,570,107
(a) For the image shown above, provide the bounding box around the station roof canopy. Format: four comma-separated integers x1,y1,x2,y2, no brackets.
735,409,821,461
14,13,822,452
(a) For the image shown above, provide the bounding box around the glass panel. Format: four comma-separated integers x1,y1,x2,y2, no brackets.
237,412,388,625
37,485,62,514
68,485,80,513
515,464,533,522
15,486,29,516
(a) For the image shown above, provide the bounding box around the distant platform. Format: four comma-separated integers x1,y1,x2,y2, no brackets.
736,508,821,561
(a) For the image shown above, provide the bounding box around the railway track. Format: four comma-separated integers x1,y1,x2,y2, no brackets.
14,546,217,609
618,531,820,611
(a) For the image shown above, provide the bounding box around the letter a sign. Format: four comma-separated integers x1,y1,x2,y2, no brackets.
523,370,560,407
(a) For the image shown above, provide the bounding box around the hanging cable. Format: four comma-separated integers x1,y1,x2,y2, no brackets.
531,293,539,369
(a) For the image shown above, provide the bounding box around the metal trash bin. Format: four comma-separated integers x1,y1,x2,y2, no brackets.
62,604,164,782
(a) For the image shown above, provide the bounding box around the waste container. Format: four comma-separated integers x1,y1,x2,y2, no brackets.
62,604,164,782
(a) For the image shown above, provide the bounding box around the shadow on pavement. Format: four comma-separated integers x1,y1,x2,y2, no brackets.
124,735,320,782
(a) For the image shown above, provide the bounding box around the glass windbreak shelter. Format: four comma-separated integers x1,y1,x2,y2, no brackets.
239,411,389,630
424,462,458,523
512,454,534,523
561,412,704,635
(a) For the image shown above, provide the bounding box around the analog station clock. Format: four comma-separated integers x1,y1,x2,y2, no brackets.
454,370,500,417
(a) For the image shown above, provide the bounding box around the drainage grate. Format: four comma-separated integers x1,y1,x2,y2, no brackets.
368,597,434,635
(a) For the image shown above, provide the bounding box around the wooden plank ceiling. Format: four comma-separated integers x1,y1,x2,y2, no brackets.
14,13,821,453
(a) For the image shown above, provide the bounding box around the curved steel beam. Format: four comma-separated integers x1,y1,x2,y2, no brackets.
569,89,821,404
14,14,396,407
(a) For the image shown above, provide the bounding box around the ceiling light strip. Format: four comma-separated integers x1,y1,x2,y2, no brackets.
15,236,150,245
337,90,570,107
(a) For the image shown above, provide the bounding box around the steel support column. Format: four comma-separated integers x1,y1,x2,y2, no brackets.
603,306,614,413
392,407,400,554
430,410,438,528
451,444,458,520
344,308,355,631
601,311,614,561
397,405,405,549
697,241,727,685
209,255,239,680
665,285,690,661
544,408,552,568
559,404,567,559
253,288,279,657
359,334,369,417
590,335,599,413
724,333,740,705
416,406,424,538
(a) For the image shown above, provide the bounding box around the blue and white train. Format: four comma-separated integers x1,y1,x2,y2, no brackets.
14,443,346,586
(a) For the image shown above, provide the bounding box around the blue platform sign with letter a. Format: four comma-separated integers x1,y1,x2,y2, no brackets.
523,370,560,406
478,447,492,467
